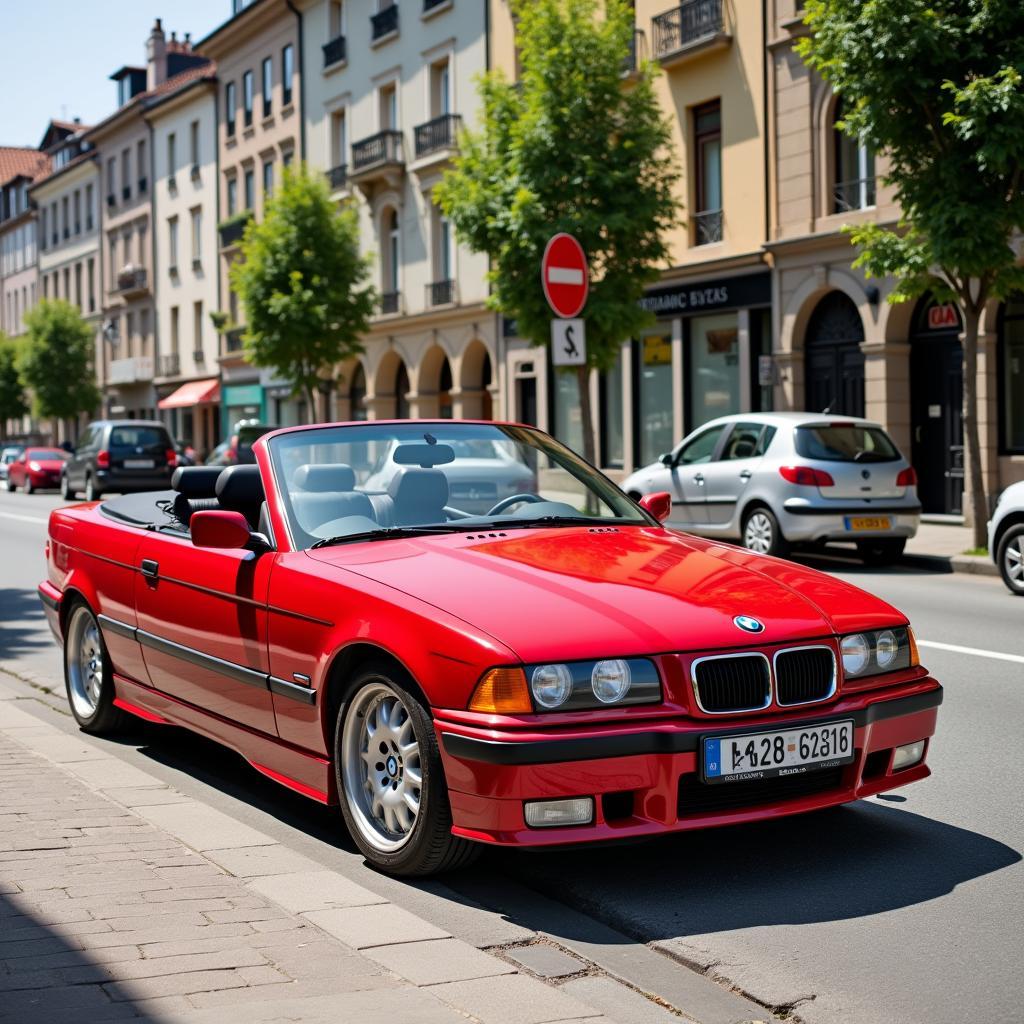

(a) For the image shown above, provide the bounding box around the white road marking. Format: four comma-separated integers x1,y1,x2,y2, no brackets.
547,266,584,285
0,511,48,525
919,640,1024,665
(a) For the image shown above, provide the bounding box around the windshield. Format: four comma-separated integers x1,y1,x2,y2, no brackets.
28,449,69,461
268,422,649,549
794,424,899,463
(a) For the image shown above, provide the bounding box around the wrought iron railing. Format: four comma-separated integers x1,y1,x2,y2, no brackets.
623,28,646,74
371,4,399,40
328,164,348,190
225,328,244,352
652,0,724,60
414,114,461,157
693,208,723,245
352,130,403,171
833,177,877,213
323,34,346,67
160,353,180,377
380,291,401,315
426,280,456,307
115,266,148,293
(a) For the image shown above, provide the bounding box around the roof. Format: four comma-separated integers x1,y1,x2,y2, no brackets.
195,0,271,52
0,147,49,187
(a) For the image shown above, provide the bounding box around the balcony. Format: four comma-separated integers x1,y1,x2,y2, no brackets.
413,113,461,162
422,0,451,13
323,34,346,68
327,164,348,192
114,265,148,297
652,0,729,66
426,279,456,307
159,353,181,377
693,208,723,246
833,177,877,214
108,355,154,385
350,130,404,196
623,28,647,75
379,291,401,316
371,4,399,43
224,327,244,353
218,210,252,249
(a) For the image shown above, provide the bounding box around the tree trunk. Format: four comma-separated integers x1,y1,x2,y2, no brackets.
960,302,988,550
575,364,596,468
304,383,318,425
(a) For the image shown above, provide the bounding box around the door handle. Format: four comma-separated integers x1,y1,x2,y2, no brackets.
140,559,159,580
739,470,752,480
693,473,705,484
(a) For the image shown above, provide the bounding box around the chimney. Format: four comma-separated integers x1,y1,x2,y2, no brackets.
147,18,167,89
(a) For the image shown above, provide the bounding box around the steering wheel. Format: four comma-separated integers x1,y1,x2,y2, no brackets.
486,493,545,516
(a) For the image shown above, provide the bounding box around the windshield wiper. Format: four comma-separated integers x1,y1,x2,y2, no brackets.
310,525,474,549
485,515,603,530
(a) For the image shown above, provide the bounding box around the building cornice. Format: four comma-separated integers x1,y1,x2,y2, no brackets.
196,0,290,58
30,154,100,198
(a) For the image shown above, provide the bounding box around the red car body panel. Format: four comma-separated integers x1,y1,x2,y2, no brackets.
9,449,67,490
39,421,942,849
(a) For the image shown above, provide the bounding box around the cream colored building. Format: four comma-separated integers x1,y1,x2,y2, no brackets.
146,66,220,456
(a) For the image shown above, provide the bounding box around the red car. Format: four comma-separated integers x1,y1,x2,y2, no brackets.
38,420,942,876
7,446,70,493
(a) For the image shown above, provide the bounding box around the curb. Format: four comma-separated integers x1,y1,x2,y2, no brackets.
901,552,999,577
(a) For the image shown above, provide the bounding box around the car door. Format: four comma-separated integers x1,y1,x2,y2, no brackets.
133,532,277,735
69,427,94,490
9,452,26,489
701,421,771,529
667,424,728,528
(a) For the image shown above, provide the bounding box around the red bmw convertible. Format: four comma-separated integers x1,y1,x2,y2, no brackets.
39,420,942,876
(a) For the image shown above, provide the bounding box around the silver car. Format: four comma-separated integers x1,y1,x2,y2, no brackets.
0,446,24,484
988,480,1024,595
621,412,920,565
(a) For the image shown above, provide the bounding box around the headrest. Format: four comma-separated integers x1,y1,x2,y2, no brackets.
172,466,223,498
215,465,265,509
293,464,356,492
387,467,449,506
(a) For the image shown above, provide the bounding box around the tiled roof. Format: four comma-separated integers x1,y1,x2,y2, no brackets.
49,119,90,134
0,147,50,186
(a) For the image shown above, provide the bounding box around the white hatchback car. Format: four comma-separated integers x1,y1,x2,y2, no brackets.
988,480,1024,595
621,412,921,564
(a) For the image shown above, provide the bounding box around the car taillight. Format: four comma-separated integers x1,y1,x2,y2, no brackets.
779,465,835,487
96,450,110,468
165,448,178,467
896,467,917,487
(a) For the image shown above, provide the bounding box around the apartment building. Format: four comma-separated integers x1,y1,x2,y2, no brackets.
197,0,301,432
0,147,49,339
147,63,221,457
300,0,496,427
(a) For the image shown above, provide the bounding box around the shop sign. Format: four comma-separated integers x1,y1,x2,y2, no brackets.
927,303,959,329
639,270,770,317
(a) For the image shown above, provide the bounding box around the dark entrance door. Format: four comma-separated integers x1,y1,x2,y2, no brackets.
804,291,866,416
911,300,964,515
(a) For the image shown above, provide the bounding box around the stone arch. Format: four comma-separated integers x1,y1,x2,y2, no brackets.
455,339,496,419
412,344,454,419
803,290,866,416
372,349,411,420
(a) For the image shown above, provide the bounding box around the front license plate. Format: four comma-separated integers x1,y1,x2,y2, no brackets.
703,719,854,784
124,459,155,469
845,516,892,531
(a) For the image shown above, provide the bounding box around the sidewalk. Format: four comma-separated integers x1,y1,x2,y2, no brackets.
0,700,618,1024
904,521,997,576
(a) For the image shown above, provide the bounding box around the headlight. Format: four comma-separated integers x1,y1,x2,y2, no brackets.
841,627,917,679
524,658,661,712
29,461,41,472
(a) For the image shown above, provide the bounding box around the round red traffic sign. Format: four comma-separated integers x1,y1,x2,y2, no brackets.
541,233,589,319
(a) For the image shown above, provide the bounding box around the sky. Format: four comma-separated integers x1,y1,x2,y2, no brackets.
1,0,231,147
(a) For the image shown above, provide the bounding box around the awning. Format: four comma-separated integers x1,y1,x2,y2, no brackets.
158,378,220,410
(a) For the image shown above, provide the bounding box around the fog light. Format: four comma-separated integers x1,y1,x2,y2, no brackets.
892,740,925,771
524,797,594,828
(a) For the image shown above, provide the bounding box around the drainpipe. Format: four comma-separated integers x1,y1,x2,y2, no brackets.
147,109,159,421
285,0,306,160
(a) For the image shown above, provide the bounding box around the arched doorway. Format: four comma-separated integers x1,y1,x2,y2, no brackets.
459,340,494,420
349,364,367,421
395,362,410,419
803,291,865,416
438,359,453,418
910,296,963,515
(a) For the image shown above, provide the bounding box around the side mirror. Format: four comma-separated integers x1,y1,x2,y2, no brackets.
191,510,252,550
659,452,674,467
639,491,672,523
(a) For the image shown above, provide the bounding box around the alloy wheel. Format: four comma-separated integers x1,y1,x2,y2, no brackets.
745,511,773,554
1005,535,1024,588
67,607,104,719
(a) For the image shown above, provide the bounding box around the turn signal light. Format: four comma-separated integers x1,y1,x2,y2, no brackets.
96,449,110,468
907,626,920,667
779,465,835,487
468,667,532,714
896,467,918,487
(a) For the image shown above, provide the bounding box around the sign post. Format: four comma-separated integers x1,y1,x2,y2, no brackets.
542,233,589,366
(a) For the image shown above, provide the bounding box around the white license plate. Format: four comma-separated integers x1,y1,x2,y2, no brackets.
703,719,854,784
124,459,155,469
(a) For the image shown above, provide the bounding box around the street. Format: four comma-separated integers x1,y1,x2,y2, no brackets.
1,487,1022,1024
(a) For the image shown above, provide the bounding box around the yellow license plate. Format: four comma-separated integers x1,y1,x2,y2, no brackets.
846,516,892,531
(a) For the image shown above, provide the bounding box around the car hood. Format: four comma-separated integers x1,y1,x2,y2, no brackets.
307,526,905,663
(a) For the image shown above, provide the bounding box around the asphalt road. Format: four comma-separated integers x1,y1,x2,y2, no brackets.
1,487,1021,1024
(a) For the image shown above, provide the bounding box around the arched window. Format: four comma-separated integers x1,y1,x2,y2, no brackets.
833,98,875,213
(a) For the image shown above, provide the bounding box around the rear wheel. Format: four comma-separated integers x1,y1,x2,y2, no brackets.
742,506,789,558
997,524,1024,596
61,473,75,501
84,474,100,502
64,603,126,735
857,538,906,567
335,664,479,877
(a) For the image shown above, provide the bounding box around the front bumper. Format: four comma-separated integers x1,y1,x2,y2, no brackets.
436,681,941,846
779,500,921,544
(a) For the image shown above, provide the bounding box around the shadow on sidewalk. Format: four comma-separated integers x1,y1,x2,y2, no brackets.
0,586,54,659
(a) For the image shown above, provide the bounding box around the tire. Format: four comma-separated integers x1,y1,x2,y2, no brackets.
857,538,906,567
61,473,76,501
5,476,14,492
24,476,34,495
335,663,479,877
742,506,789,558
996,524,1024,596
84,474,100,502
63,602,126,735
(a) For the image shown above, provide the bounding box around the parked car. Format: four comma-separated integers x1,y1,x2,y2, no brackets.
621,413,921,565
38,419,941,877
61,421,177,501
988,480,1024,595
6,446,70,493
0,445,25,484
205,421,273,467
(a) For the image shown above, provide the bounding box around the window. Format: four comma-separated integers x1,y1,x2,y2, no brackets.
677,424,726,465
108,236,117,279
226,82,237,137
832,98,876,213
62,267,70,301
329,0,344,37
50,201,57,245
386,208,400,293
193,301,203,355
190,120,200,171
282,45,294,106
118,77,131,106
75,263,82,308
167,133,177,181
638,331,674,466
430,58,451,118
40,209,47,250
226,176,238,216
380,82,397,130
126,311,135,357
85,184,93,230
168,216,179,271
262,159,274,200
282,148,294,168
121,148,131,199
73,191,81,234
693,101,722,245
107,158,116,199
243,70,254,127
689,313,740,427
87,258,95,312
720,422,767,461
190,207,202,264
331,109,347,168
262,57,273,118
170,306,179,355
244,168,255,210
62,196,69,239
137,139,147,191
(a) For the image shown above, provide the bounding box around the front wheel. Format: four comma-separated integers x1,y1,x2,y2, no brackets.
24,476,34,495
335,665,479,876
997,525,1024,596
857,538,906,567
64,603,126,735
62,473,75,501
5,476,14,492
742,506,789,558
84,474,100,502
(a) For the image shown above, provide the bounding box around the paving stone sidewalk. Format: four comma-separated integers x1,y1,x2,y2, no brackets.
0,700,613,1024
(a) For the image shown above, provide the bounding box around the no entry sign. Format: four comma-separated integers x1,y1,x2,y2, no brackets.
541,233,589,319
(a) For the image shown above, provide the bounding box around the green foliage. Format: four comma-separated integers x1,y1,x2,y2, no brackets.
0,334,28,428
20,301,99,420
436,0,681,372
229,165,376,412
209,310,230,333
218,209,253,232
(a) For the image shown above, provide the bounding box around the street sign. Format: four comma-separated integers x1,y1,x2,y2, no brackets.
552,318,586,366
542,233,588,318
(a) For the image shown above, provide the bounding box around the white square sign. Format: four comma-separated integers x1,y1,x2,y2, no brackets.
551,318,586,366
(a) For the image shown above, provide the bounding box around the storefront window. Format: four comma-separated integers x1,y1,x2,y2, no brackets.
1003,298,1024,452
553,369,583,455
689,313,739,429
599,348,625,468
638,331,674,466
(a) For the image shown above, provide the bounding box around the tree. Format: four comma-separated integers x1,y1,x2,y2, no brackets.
0,334,28,439
437,0,681,467
798,0,1024,547
230,164,376,420
20,301,99,431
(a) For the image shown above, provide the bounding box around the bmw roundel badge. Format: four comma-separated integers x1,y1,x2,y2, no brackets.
734,615,765,634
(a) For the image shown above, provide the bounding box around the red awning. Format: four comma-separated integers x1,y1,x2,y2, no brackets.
158,378,220,410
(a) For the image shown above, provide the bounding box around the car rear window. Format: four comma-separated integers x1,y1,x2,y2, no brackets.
110,426,170,449
795,424,899,462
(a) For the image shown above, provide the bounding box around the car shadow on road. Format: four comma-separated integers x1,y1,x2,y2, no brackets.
0,586,54,659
